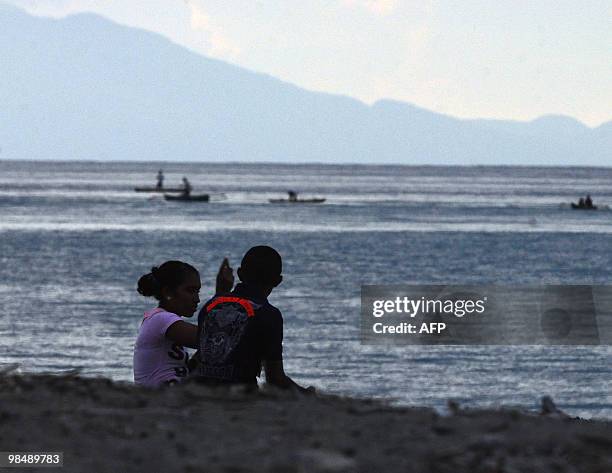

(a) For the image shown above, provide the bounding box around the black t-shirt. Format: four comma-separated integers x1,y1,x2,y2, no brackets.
197,283,283,385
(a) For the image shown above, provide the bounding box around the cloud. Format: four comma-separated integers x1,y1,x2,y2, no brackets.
3,0,92,17
365,0,397,16
182,0,241,58
341,0,398,16
184,0,210,30
406,23,431,55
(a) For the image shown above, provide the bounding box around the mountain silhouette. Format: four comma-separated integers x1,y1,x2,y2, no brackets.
1,4,610,164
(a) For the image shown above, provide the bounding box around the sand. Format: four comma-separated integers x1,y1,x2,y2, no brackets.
1,373,611,473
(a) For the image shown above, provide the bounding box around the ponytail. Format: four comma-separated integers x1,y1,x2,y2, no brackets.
137,261,198,301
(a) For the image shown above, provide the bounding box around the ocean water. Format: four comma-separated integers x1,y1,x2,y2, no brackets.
1,160,611,419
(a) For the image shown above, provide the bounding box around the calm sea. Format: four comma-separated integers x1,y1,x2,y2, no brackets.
1,160,611,418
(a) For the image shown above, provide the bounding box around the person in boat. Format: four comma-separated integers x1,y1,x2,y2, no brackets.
195,246,311,392
578,197,585,208
182,177,192,197
134,259,234,387
288,190,298,202
156,169,164,190
585,194,593,208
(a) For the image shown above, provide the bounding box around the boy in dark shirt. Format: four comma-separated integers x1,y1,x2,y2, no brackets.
197,246,308,391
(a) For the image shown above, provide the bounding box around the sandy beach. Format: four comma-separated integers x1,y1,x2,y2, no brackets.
1,373,611,473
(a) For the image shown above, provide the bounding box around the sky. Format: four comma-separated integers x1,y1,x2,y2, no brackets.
5,0,611,126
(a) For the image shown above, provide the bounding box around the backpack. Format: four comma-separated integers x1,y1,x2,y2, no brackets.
198,297,255,381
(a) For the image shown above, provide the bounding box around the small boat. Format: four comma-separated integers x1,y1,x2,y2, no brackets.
571,203,598,210
135,186,185,193
269,198,326,204
164,193,210,202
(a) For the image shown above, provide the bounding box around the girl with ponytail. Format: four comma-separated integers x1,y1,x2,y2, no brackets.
133,259,234,387
133,261,202,387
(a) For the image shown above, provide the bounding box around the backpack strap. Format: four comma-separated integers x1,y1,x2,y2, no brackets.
206,297,255,317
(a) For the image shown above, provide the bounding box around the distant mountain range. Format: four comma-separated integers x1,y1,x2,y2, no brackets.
1,3,610,165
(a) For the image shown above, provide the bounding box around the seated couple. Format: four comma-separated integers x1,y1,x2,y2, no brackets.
133,245,310,392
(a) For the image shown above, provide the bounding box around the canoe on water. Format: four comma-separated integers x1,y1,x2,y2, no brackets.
269,198,326,204
135,187,185,193
571,203,598,210
164,193,210,202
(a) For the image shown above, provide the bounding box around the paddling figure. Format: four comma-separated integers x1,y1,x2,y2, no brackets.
156,169,164,190
288,190,298,202
573,195,596,209
182,177,192,197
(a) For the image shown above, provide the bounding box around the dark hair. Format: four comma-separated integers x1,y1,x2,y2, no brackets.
137,261,198,300
239,246,282,285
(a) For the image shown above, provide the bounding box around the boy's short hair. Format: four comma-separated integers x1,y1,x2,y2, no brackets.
239,246,282,285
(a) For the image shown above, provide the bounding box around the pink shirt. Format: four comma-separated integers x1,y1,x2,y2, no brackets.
133,308,190,387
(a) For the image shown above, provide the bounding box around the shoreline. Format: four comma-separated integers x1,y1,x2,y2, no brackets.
1,374,611,472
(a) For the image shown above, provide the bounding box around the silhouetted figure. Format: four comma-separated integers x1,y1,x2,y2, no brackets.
578,197,585,208
585,194,593,208
540,395,568,417
156,169,164,190
196,246,312,393
182,177,192,197
288,190,298,202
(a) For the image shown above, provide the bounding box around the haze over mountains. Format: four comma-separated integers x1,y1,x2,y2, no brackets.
1,4,610,165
